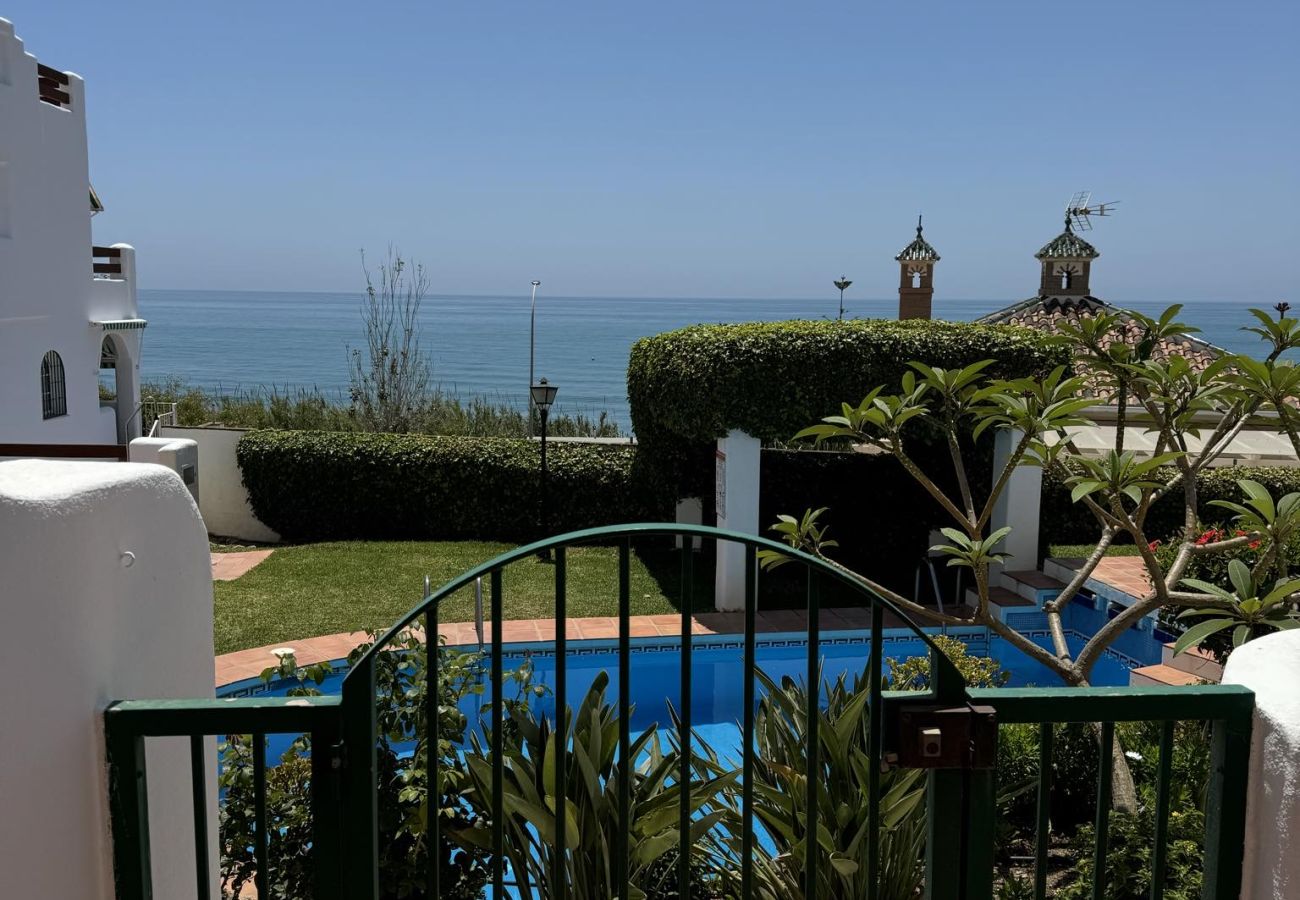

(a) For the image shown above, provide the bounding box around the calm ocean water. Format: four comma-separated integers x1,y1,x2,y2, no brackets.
138,290,1273,430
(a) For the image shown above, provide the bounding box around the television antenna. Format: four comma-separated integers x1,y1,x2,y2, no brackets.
1064,191,1119,231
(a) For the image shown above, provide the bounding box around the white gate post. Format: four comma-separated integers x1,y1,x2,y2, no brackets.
989,428,1041,575
714,429,761,611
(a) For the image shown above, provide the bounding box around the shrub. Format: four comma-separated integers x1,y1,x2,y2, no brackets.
237,430,670,542
1152,523,1300,590
1042,464,1300,548
455,671,735,899
142,378,621,438
887,635,1011,691
750,666,928,900
1057,806,1205,900
218,635,542,900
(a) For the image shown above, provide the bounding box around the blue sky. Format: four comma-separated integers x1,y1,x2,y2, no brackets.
7,1,1298,302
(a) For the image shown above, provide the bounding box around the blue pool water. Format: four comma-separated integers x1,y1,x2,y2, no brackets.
221,603,1168,761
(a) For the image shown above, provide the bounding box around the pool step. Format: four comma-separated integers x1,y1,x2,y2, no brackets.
1161,642,1224,682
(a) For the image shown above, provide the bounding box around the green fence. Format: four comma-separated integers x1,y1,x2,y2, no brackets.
105,524,1253,899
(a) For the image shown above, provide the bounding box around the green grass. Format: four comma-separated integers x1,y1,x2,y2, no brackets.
1047,543,1144,558
213,540,715,654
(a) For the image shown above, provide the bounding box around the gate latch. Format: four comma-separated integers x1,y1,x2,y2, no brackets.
897,703,997,769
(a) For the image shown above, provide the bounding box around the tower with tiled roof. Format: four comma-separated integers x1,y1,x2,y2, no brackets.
1036,217,1099,299
896,215,939,320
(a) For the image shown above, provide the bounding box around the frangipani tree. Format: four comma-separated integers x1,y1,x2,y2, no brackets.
770,305,1300,689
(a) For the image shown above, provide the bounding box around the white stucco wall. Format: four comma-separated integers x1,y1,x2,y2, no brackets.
1222,629,1300,900
129,436,200,504
160,425,280,542
0,459,217,899
0,19,141,445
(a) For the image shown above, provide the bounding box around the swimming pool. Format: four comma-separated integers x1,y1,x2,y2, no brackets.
220,611,1166,761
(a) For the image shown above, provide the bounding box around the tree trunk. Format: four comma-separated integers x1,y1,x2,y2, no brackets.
1107,727,1139,814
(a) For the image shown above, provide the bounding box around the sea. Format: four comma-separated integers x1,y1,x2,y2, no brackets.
138,290,1280,431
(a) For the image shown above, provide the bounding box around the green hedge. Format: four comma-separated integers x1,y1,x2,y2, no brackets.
627,318,1068,446
628,318,1066,504
237,430,671,542
1042,464,1300,546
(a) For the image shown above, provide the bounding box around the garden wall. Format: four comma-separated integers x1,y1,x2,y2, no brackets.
160,424,280,542
0,460,217,899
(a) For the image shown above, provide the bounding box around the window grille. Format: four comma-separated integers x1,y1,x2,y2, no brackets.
41,350,67,419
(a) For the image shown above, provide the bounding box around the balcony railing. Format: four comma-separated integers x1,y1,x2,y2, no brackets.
37,62,70,109
104,524,1254,899
93,246,123,277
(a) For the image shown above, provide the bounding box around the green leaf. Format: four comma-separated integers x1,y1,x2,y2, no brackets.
1228,559,1254,600
1172,618,1237,656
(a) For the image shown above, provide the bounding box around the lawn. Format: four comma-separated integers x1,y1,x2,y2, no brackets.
213,540,714,654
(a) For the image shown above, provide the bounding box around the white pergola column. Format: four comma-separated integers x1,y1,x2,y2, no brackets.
989,428,1041,574
714,429,760,611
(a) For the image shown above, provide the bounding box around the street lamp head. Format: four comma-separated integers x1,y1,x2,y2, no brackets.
530,377,558,412
531,280,541,287
834,277,852,291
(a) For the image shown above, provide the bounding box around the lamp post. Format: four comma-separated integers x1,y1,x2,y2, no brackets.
528,280,541,435
530,377,559,558
834,276,852,321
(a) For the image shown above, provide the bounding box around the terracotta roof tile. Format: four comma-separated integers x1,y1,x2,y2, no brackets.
977,295,1221,400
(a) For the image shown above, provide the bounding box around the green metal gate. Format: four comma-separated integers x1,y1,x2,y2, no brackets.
105,523,1253,899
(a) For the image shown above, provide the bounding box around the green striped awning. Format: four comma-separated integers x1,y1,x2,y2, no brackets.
93,319,148,331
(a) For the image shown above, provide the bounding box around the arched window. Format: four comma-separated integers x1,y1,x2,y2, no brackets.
41,350,67,419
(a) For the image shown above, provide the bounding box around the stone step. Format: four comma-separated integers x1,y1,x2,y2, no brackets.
964,586,1036,622
965,586,1037,609
1162,642,1224,682
1042,557,1084,585
1129,663,1204,687
1000,569,1067,603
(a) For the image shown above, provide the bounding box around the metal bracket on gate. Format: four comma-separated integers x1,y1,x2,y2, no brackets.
896,703,997,769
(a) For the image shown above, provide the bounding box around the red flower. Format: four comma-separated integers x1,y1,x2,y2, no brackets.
1148,539,1162,552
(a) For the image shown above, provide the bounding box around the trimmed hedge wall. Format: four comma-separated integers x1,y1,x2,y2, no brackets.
1042,464,1300,546
237,430,671,543
628,318,1068,446
628,318,1067,503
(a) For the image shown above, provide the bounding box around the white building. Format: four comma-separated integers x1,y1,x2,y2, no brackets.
0,18,144,446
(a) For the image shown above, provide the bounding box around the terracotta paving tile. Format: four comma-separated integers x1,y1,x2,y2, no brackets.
499,621,541,642
574,617,619,639
832,606,876,628
533,621,585,640
818,609,855,630
646,615,683,634
756,610,806,632
695,613,745,635
628,621,660,637
210,549,274,581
